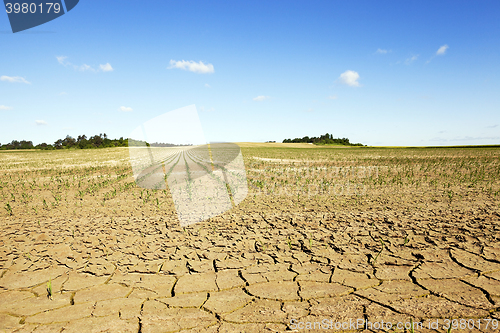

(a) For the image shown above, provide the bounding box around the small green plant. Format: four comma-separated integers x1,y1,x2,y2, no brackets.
372,239,385,265
309,238,313,248
46,278,52,299
404,235,409,246
4,202,13,216
447,189,454,204
286,238,292,250
409,318,415,333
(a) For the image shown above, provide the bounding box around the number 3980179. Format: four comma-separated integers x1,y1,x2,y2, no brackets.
5,3,61,14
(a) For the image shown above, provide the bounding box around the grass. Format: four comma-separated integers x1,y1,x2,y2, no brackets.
0,146,498,221
46,278,52,299
371,239,385,265
4,202,12,216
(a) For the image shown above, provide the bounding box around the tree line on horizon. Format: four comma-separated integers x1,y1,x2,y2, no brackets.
0,134,193,150
0,134,128,150
282,133,365,146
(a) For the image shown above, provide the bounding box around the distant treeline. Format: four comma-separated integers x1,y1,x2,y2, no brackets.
282,133,365,146
0,134,191,150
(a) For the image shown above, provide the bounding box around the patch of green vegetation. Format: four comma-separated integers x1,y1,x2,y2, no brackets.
282,133,365,146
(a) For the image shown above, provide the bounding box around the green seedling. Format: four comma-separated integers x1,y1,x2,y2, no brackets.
309,238,313,248
4,202,13,216
404,235,409,246
372,239,385,265
287,238,292,250
447,321,453,333
46,278,52,299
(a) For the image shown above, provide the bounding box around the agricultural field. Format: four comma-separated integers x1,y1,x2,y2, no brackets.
1,144,500,332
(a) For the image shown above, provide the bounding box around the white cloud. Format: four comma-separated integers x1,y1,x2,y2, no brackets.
327,95,338,100
436,44,449,55
56,56,68,65
0,76,31,84
57,56,112,73
119,106,133,112
0,105,13,110
305,108,314,112
168,60,214,74
404,55,419,65
78,64,94,72
253,95,270,102
205,83,211,88
35,120,48,126
376,48,389,54
99,63,113,72
339,70,361,87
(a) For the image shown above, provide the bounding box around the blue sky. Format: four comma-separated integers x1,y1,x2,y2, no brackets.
1,0,499,146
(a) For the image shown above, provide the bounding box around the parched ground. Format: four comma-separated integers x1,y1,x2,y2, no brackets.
1,146,500,332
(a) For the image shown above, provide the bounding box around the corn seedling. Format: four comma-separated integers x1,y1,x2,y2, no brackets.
372,239,385,265
46,278,52,299
4,202,13,216
409,318,415,333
